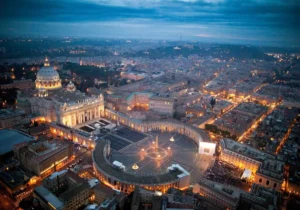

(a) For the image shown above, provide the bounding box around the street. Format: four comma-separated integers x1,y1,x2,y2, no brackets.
0,193,16,210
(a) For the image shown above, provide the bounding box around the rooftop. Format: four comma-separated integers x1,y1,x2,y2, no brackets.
50,89,92,104
0,129,34,155
93,182,115,197
59,182,90,202
221,138,275,162
106,109,212,143
257,159,284,180
65,170,85,184
48,169,68,180
18,140,70,163
198,178,241,203
150,95,174,102
34,186,64,209
0,167,27,189
18,85,102,107
126,91,153,102
0,109,26,120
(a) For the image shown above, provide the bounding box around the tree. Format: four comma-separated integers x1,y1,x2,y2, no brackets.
210,97,216,110
205,124,218,133
120,79,128,86
187,79,191,86
115,204,121,210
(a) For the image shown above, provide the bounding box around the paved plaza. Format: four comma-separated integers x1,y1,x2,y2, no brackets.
109,129,215,183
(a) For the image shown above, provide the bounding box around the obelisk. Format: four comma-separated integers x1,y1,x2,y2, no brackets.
155,135,159,151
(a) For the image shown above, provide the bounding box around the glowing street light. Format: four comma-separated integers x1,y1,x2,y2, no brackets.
170,137,175,142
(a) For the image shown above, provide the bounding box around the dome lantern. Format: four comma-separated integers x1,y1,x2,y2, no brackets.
66,81,76,92
44,56,50,67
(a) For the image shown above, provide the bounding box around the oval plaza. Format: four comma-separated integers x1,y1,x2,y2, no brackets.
91,109,216,193
50,109,216,194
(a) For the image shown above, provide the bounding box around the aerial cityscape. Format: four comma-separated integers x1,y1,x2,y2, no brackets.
0,0,300,210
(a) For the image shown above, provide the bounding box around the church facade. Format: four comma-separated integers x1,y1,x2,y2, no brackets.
17,58,104,127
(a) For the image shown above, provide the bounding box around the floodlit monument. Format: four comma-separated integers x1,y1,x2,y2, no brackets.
17,57,105,127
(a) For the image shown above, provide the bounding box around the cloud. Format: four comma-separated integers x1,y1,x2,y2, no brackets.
175,0,199,3
0,0,299,46
84,0,162,7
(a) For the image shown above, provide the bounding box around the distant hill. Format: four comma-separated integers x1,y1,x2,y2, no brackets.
124,44,276,60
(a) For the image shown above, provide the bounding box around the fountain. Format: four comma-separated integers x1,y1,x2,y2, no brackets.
143,134,168,160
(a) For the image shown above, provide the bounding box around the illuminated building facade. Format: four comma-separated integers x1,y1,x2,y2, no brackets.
126,92,153,110
219,138,262,172
17,58,105,127
49,122,97,148
49,108,215,154
113,92,174,116
219,138,284,191
14,140,73,177
149,95,174,116
254,159,284,191
121,71,146,81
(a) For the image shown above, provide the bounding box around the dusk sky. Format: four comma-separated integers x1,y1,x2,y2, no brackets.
1,0,299,46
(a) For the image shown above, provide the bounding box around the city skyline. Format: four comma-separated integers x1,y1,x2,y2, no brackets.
1,0,300,47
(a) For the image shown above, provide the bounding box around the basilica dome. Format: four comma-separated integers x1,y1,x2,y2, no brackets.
66,81,76,92
35,57,62,90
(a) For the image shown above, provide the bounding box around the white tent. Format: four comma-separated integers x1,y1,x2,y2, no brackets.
241,169,252,179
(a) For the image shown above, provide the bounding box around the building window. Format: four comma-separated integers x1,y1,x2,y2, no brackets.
273,183,277,188
259,178,262,183
266,180,269,186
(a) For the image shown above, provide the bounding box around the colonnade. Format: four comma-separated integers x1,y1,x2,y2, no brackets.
104,109,210,147
49,123,96,148
93,165,179,194
60,106,103,127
